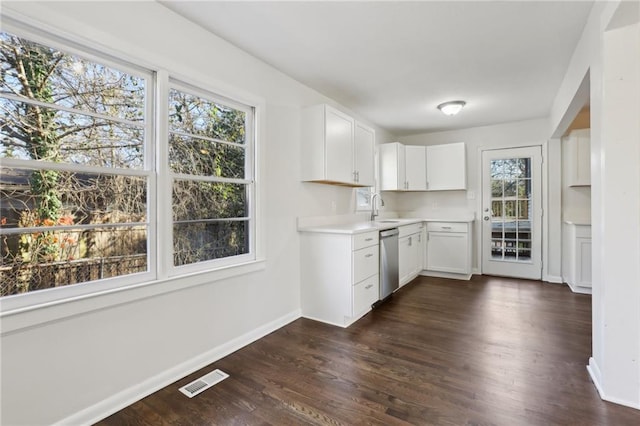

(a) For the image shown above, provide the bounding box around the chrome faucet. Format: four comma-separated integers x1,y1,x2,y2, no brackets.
370,192,384,221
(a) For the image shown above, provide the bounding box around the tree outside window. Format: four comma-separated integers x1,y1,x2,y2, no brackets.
0,29,256,299
168,86,253,267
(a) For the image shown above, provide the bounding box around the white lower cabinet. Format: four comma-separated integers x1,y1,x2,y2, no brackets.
399,223,424,287
562,223,592,294
353,275,379,316
300,230,380,327
424,221,472,280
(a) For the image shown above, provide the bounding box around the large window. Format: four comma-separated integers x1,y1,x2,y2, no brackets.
168,84,254,269
0,26,256,303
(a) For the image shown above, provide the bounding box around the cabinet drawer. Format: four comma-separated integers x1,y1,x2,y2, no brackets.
353,274,379,316
398,222,423,237
353,244,379,284
353,231,378,250
426,222,467,233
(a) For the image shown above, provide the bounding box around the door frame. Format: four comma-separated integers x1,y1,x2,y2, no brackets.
475,141,556,281
481,146,542,279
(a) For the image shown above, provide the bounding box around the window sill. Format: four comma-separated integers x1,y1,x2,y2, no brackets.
0,259,266,335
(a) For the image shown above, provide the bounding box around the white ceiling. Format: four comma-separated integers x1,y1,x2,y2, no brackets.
161,1,593,136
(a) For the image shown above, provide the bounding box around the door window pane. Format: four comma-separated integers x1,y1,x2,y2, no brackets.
489,156,533,262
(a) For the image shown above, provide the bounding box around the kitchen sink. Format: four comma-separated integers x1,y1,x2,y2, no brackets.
376,220,400,224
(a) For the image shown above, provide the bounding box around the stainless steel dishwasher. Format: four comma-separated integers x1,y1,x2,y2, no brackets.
379,228,399,300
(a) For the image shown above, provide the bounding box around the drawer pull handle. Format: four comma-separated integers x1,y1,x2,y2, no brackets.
365,284,373,289
365,253,374,258
441,226,452,230
365,238,373,241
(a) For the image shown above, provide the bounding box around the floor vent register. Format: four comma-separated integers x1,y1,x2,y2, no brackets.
179,369,229,398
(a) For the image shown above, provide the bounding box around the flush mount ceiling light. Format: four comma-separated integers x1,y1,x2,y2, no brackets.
437,100,466,116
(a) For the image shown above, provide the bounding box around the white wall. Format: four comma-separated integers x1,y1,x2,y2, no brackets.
395,118,560,279
0,2,394,425
550,0,640,409
597,18,640,407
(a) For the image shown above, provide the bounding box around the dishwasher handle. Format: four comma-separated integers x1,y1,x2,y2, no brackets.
380,228,399,238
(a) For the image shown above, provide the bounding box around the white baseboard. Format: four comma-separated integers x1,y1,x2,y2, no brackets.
601,394,640,410
300,313,347,328
567,281,592,294
544,275,563,284
587,357,640,410
55,309,302,426
587,357,604,398
420,270,472,281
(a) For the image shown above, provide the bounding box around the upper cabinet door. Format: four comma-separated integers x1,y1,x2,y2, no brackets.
565,129,590,187
302,104,374,187
405,145,427,190
379,142,404,190
379,141,466,191
426,142,466,190
354,122,375,187
324,106,355,184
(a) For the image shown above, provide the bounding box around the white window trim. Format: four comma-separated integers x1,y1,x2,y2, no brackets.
164,79,257,277
355,187,374,211
0,17,266,321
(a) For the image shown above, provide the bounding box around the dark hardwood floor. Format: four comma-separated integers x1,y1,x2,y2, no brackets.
97,275,640,425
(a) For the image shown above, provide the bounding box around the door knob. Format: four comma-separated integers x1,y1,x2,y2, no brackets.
484,216,490,221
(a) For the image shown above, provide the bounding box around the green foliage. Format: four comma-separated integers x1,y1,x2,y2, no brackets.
2,36,63,261
30,170,62,222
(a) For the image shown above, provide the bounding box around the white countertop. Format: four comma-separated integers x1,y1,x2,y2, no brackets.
298,217,473,235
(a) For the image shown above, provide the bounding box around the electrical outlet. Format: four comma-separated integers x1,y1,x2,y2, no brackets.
331,201,337,213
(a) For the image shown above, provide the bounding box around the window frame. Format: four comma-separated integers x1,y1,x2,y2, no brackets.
164,79,257,277
0,19,262,316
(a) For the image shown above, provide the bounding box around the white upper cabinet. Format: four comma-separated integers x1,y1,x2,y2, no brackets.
405,145,427,191
354,122,375,187
301,104,375,187
380,141,465,191
379,143,426,191
426,142,467,191
564,129,591,187
324,106,354,183
380,142,404,190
